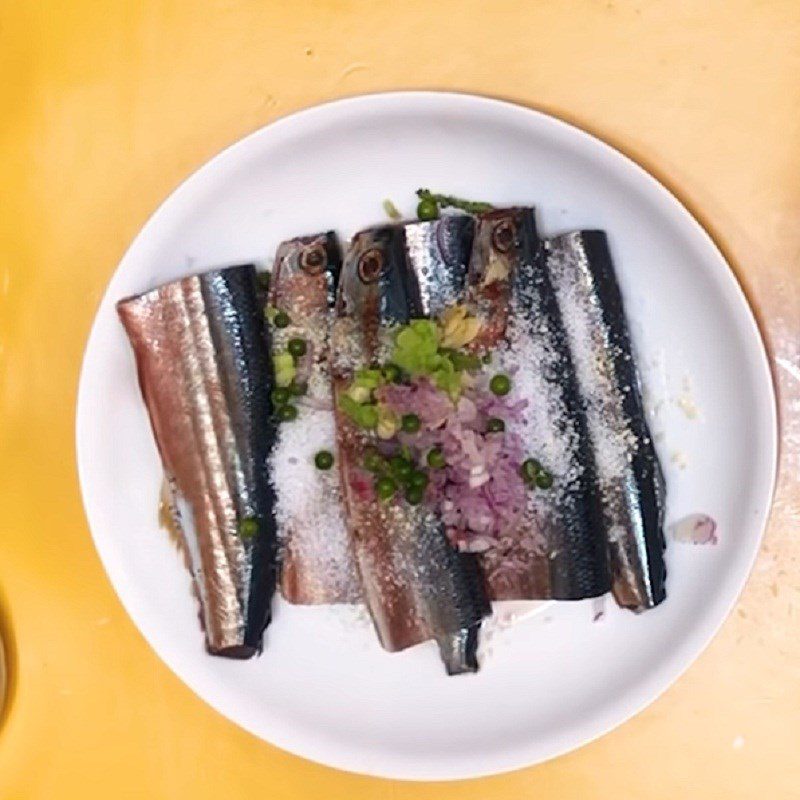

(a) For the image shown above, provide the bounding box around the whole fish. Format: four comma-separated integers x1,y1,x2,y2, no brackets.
545,231,666,610
267,232,362,605
117,265,278,658
403,214,492,669
467,209,610,600
332,225,490,673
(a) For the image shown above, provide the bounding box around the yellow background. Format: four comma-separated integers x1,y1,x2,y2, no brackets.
1,1,799,797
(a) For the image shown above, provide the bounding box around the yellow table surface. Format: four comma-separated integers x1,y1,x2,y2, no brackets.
2,1,799,797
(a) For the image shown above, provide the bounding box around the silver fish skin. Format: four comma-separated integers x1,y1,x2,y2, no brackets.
268,232,362,605
117,265,278,658
472,208,610,600
333,225,490,673
403,214,490,673
404,215,475,317
545,231,667,610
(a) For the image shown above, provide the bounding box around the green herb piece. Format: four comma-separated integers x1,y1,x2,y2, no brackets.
442,348,482,373
339,395,379,430
314,450,334,470
416,188,494,215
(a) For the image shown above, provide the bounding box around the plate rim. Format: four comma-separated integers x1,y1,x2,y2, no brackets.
75,90,779,780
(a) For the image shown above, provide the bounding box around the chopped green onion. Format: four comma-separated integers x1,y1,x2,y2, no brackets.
383,198,402,221
382,363,401,383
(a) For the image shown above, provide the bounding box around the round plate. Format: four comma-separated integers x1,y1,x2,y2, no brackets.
76,92,777,780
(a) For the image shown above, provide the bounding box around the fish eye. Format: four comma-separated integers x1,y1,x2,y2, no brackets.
357,248,383,284
300,243,327,274
491,220,515,253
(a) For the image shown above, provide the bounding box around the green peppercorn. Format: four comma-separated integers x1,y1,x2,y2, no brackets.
486,417,505,433
417,197,439,221
490,373,511,396
405,485,425,505
314,450,334,470
288,338,307,358
376,475,397,501
521,458,542,483
238,517,259,538
363,447,384,473
409,470,429,490
272,387,290,406
273,310,291,328
401,413,421,434
383,363,401,383
535,469,554,489
427,448,446,469
389,455,413,481
277,404,298,422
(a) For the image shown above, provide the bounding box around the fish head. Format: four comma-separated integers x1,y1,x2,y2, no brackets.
337,225,423,325
404,215,474,317
468,208,530,291
271,231,341,314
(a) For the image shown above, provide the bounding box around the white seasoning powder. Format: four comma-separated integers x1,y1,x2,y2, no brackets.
270,406,358,600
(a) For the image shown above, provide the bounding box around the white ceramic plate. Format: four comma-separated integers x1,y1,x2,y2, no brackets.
76,92,777,780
